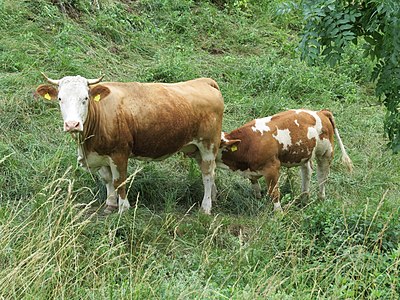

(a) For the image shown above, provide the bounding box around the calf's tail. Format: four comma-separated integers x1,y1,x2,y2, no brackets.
322,110,353,172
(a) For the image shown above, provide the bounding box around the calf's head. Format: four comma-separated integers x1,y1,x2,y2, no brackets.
216,132,241,166
220,132,241,152
36,74,104,132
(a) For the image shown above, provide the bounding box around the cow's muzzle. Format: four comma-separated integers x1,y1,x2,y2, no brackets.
64,121,82,132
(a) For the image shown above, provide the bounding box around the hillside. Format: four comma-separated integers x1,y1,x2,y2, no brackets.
0,0,399,299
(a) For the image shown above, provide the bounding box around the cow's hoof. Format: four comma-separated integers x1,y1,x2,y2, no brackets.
200,207,211,215
104,205,118,214
118,199,131,214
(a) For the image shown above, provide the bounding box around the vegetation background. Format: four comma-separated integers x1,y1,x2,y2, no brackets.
0,0,399,298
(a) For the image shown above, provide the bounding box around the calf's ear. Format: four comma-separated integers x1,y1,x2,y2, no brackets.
36,84,58,101
220,138,241,152
90,85,110,102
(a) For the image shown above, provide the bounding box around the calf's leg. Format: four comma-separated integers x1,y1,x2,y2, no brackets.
262,163,282,212
316,157,331,200
250,176,262,199
300,161,312,197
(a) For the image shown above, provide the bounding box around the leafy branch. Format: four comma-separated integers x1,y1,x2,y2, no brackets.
298,0,400,152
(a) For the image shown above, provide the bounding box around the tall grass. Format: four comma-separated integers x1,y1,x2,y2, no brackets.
1,174,398,298
0,0,399,298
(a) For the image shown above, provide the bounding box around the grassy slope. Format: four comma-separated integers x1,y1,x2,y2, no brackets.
0,0,399,299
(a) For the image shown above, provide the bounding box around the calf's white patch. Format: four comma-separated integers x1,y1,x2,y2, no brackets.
273,128,292,150
252,117,272,135
221,132,229,143
295,109,323,141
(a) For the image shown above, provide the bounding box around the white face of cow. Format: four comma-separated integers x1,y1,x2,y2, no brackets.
57,76,91,132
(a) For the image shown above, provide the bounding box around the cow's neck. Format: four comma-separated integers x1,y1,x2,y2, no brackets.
80,101,100,153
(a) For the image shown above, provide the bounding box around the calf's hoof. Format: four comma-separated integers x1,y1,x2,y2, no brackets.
297,192,310,207
273,202,283,213
254,192,262,199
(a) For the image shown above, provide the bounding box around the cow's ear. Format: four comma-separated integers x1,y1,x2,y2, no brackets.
220,138,241,152
36,84,58,101
90,85,110,102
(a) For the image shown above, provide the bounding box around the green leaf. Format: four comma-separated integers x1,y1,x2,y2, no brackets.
331,27,339,36
337,18,350,25
321,47,332,55
364,36,376,44
339,24,353,31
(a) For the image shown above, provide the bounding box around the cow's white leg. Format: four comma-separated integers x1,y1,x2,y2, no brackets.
201,170,214,215
109,157,131,214
300,161,312,196
250,177,262,199
316,158,330,200
118,197,131,213
211,179,217,202
198,146,217,215
98,166,118,213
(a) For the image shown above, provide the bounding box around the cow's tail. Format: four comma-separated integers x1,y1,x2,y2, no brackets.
321,110,353,172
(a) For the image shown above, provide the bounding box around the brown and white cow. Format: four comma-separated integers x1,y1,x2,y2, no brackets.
218,109,353,211
36,74,224,214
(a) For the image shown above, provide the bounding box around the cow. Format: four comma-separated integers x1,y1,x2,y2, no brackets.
217,109,353,211
36,74,224,214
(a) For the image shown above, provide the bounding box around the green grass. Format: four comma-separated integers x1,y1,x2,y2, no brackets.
0,0,399,299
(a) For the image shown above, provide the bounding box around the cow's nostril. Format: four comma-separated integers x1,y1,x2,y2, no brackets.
65,121,80,131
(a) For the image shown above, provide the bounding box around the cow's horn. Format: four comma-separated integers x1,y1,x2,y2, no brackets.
87,75,104,85
41,72,60,85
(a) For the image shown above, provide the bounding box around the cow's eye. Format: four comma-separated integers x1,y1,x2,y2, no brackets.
58,97,61,101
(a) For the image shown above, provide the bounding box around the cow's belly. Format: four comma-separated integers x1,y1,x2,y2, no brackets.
237,169,263,178
132,115,203,159
217,164,262,178
281,156,310,168
132,140,200,161
132,153,172,161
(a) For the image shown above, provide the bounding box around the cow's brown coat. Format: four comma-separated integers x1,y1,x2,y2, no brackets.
37,77,224,214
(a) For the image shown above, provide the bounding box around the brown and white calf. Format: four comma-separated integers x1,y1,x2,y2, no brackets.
36,74,224,214
218,109,353,211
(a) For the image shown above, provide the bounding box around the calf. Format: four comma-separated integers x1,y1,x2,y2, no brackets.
218,109,353,211
36,74,224,214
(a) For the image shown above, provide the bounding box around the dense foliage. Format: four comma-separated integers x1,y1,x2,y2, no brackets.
298,0,400,152
0,0,399,299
